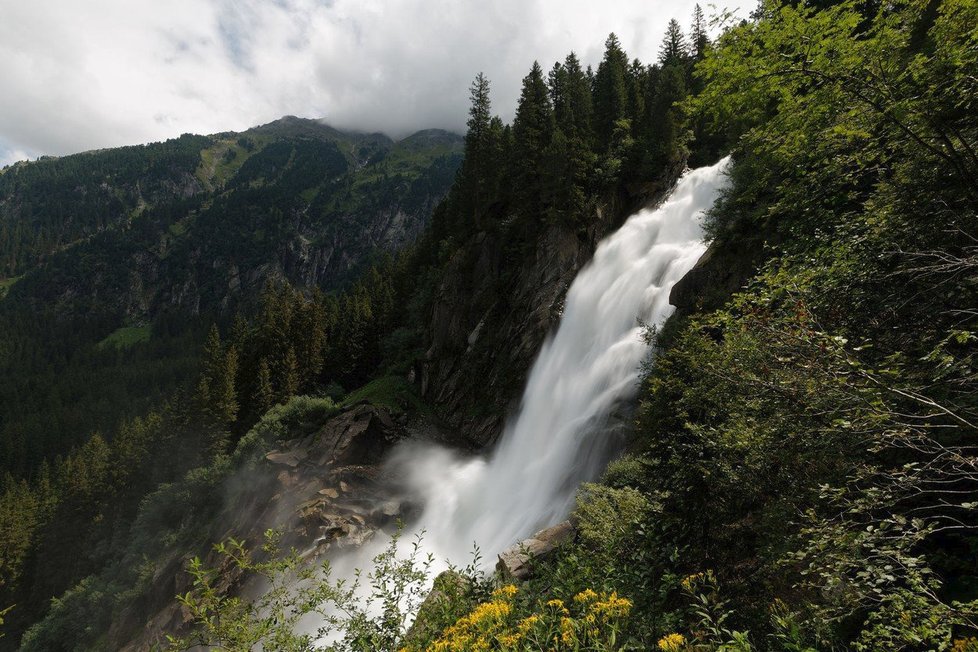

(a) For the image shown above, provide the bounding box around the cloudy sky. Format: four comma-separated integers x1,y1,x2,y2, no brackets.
0,0,748,166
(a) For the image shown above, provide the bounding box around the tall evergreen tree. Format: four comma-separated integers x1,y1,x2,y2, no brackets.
648,64,689,170
278,347,300,402
690,4,709,60
213,345,239,428
593,34,630,146
659,18,689,67
460,73,495,227
512,61,555,216
254,357,274,416
562,52,593,141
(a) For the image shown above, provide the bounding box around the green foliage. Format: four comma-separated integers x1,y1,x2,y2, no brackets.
95,325,151,351
168,528,447,652
341,376,427,415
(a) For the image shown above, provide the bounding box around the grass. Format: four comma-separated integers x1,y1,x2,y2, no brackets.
341,376,430,415
168,220,188,237
195,138,261,189
0,275,22,299
97,325,151,350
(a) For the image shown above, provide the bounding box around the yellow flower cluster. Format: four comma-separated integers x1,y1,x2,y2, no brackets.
953,638,978,652
427,588,516,652
657,632,687,652
422,586,633,652
680,573,704,592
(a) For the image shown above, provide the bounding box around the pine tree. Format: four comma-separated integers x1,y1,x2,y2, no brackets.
690,5,709,60
593,34,629,146
659,19,689,67
213,345,239,427
563,52,593,140
202,324,222,380
548,62,569,127
512,61,555,216
460,73,495,228
279,347,300,402
254,357,275,415
648,64,689,169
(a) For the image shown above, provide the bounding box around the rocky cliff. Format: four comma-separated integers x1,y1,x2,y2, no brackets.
419,163,687,448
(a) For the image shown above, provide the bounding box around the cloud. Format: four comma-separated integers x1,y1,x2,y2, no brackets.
0,0,748,166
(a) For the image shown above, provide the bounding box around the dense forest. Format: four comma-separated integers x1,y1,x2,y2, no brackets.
2,0,977,649
0,119,461,478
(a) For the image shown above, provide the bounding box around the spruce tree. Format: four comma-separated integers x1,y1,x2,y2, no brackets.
279,347,300,401
658,18,689,67
512,61,555,216
563,52,593,141
648,64,688,169
461,73,494,227
690,4,709,60
213,345,239,428
254,357,275,415
593,34,629,146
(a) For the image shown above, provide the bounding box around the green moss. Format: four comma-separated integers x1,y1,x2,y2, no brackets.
167,220,187,237
96,325,151,350
0,275,21,299
342,376,428,414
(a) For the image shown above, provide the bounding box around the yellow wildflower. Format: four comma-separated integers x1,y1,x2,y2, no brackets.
560,616,577,645
498,632,521,648
953,638,978,652
658,632,687,652
492,584,519,600
517,614,540,633
573,588,599,603
592,591,632,619
680,573,703,592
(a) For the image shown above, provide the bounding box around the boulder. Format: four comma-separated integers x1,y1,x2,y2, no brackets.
496,520,575,581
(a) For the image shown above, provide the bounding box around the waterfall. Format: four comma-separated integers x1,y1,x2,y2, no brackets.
319,158,731,621
387,156,732,566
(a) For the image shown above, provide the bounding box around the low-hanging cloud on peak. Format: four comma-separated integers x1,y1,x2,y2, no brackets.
0,0,746,166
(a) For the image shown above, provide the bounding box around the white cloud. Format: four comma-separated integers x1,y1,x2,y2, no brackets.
0,0,748,165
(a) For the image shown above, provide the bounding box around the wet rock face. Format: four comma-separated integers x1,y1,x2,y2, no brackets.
420,222,594,448
264,403,408,557
668,236,765,317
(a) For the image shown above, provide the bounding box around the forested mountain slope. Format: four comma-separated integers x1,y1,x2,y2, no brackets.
0,117,461,479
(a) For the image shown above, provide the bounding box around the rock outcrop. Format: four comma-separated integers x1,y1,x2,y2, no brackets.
496,520,576,581
114,403,408,651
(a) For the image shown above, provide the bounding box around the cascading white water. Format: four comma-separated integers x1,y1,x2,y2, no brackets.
317,159,732,627
383,156,732,567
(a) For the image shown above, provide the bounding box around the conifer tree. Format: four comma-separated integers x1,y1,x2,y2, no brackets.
690,4,709,60
279,347,300,402
659,18,689,67
512,61,555,216
213,345,239,427
648,64,688,169
254,357,275,415
460,73,495,227
548,62,569,127
563,52,593,140
593,34,629,146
